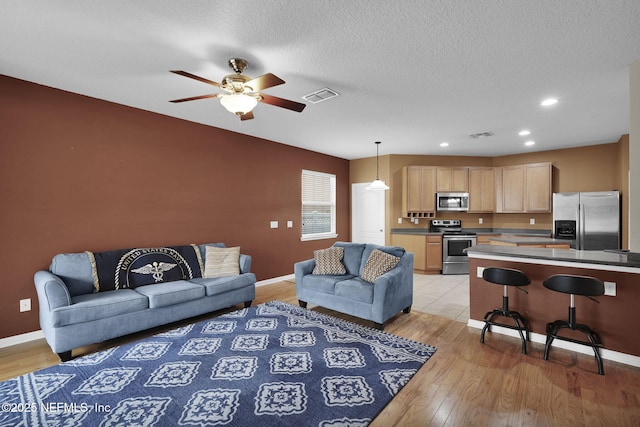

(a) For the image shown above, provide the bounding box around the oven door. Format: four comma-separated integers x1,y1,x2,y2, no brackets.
442,234,477,274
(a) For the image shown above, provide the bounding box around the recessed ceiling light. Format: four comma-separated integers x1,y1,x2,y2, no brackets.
541,98,558,106
524,140,535,146
518,130,531,136
440,142,449,147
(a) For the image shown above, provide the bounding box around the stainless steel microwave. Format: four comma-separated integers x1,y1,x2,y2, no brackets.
436,192,470,212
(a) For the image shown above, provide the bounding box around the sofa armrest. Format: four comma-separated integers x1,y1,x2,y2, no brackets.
239,254,252,274
294,259,316,294
372,252,414,309
34,270,72,311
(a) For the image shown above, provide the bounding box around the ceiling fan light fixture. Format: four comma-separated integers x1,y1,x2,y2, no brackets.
219,93,258,115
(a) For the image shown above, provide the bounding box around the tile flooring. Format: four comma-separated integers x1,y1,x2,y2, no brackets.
412,273,470,322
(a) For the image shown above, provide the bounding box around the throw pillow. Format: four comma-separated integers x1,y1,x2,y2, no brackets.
204,246,240,278
361,249,400,283
312,247,347,275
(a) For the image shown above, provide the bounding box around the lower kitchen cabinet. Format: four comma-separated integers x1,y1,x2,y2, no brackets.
391,233,442,274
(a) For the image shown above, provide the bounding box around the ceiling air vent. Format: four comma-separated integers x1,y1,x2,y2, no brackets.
469,131,494,138
302,88,340,104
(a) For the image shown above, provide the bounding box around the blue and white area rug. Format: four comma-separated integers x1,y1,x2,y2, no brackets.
0,301,436,426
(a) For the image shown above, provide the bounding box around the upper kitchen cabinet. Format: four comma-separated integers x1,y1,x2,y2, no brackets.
436,167,469,192
468,167,495,212
402,166,437,217
495,162,552,213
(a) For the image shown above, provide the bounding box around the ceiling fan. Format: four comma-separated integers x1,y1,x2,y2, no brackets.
169,58,306,121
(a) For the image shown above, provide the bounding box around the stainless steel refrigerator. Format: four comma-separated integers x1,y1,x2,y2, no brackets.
552,191,620,250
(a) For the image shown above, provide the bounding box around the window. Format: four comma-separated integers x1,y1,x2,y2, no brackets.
301,169,337,241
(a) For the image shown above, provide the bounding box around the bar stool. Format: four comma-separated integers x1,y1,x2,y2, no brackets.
480,267,531,354
542,274,605,375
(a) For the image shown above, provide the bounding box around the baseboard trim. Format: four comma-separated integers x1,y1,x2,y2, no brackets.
467,319,640,368
1,276,296,349
0,330,44,349
256,274,295,286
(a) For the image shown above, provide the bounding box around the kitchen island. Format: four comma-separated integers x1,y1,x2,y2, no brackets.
466,244,640,365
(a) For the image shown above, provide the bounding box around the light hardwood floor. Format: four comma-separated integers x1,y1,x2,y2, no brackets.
2,280,640,426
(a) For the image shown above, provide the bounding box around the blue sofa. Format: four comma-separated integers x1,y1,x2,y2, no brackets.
34,243,256,361
294,242,413,329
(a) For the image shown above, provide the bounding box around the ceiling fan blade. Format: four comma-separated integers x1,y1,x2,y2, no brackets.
259,94,306,112
170,70,221,87
245,73,285,91
240,111,254,121
169,94,219,103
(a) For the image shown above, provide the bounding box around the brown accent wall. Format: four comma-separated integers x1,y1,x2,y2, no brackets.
0,75,349,339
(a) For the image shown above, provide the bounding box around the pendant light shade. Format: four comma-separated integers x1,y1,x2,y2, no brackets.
367,141,389,190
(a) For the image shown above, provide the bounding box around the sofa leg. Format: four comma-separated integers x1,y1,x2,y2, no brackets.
298,300,308,308
403,305,412,314
58,351,72,362
374,322,384,330
244,300,252,308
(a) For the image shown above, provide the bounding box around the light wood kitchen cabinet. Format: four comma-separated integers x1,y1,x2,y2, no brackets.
402,166,437,218
495,162,551,213
425,235,443,271
436,167,469,192
390,233,442,274
468,167,495,212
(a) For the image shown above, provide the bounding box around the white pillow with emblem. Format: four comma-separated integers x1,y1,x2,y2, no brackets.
204,246,240,278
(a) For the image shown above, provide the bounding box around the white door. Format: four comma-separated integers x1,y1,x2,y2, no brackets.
352,183,386,245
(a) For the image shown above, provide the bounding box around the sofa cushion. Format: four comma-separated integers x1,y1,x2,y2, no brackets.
361,249,401,283
52,289,148,327
135,280,205,309
312,247,346,275
332,242,366,276
197,243,226,265
203,246,240,278
334,277,375,304
50,252,95,297
301,274,355,295
189,273,256,297
360,244,405,277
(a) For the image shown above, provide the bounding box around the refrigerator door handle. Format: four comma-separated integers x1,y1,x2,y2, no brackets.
579,203,586,249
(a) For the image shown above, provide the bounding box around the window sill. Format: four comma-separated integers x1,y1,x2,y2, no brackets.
300,233,339,242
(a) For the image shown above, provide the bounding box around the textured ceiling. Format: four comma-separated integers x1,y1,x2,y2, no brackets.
2,1,640,160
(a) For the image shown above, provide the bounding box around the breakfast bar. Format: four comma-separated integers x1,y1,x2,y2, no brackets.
466,245,640,363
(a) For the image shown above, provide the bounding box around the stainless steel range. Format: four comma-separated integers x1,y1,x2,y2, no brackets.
430,219,477,275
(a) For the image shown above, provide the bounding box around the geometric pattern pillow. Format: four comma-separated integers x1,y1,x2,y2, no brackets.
203,246,240,278
361,249,400,283
312,247,347,275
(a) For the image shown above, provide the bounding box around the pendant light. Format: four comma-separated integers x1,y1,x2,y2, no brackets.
367,141,390,190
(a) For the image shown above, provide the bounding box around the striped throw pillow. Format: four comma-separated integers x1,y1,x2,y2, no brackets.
204,246,240,278
312,247,347,275
361,249,400,283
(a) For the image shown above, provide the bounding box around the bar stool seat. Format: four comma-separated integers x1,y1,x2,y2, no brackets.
480,267,531,354
542,274,605,375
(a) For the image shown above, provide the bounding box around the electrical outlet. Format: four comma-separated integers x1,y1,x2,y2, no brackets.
478,218,483,224
477,267,485,278
270,221,278,229
287,220,293,228
398,217,402,224
530,218,535,225
20,298,31,312
604,281,616,296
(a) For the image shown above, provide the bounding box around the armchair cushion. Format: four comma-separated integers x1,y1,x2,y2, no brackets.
312,247,346,275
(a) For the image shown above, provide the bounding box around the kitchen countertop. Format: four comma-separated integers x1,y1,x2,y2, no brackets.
390,228,551,237
465,244,640,271
488,236,569,245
